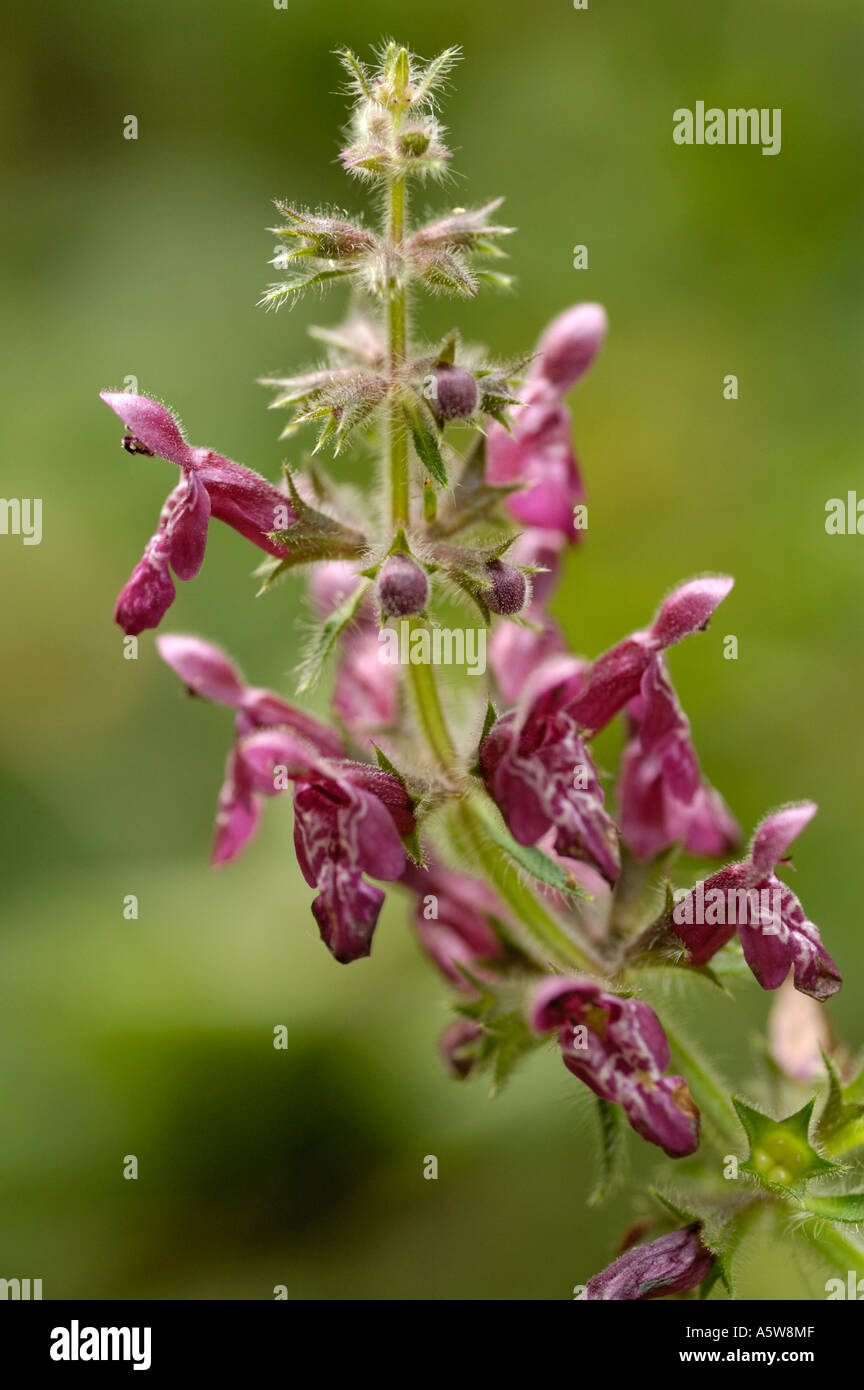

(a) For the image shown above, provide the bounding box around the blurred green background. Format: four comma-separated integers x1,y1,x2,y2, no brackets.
1,0,862,1299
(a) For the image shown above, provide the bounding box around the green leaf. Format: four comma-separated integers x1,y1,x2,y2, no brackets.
472,802,590,899
258,467,366,584
295,578,371,695
402,398,448,487
336,47,373,101
588,1098,626,1206
801,1192,864,1224
817,1051,864,1158
479,701,497,746
258,267,353,310
455,983,544,1097
372,744,425,867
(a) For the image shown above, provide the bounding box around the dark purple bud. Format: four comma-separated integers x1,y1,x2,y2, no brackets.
485,559,529,616
580,1224,714,1301
430,363,478,421
377,552,429,617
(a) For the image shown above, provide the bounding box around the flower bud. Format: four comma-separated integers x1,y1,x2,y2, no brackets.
533,303,607,396
430,363,478,421
484,559,529,615
399,125,432,156
580,1224,713,1300
377,552,429,617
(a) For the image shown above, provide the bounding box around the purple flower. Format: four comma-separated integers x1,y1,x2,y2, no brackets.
241,730,414,963
579,1225,713,1300
534,833,614,942
568,575,734,737
401,863,506,987
156,634,344,865
102,392,294,634
531,977,701,1157
485,304,606,540
489,618,566,705
480,655,620,881
670,802,841,1001
618,656,739,860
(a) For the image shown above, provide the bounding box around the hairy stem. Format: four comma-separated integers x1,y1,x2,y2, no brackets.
664,1023,740,1148
406,630,455,768
799,1217,864,1280
386,169,409,526
380,131,601,981
453,795,603,975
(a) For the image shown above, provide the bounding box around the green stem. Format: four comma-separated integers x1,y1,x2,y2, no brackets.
403,625,598,971
406,632,455,768
664,1024,740,1148
379,136,599,980
386,170,409,526
453,796,602,974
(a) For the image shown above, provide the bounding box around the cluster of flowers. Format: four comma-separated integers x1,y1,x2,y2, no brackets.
102,42,844,1300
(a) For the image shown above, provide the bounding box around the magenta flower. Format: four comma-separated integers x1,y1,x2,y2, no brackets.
534,833,614,942
618,656,739,860
485,304,606,540
531,977,700,1157
401,863,506,987
240,729,414,963
157,634,344,865
479,655,620,881
568,575,734,737
579,1225,713,1301
670,802,841,1000
102,392,294,634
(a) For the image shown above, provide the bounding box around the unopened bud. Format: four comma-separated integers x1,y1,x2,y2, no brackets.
377,552,429,617
485,560,529,616
534,303,608,395
431,364,478,421
399,125,432,156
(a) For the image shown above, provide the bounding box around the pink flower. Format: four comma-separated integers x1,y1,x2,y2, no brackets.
156,635,343,865
568,575,734,737
102,392,294,634
480,656,620,881
485,304,606,540
241,730,413,963
579,1225,713,1300
768,978,834,1082
670,802,841,1000
618,656,739,860
531,977,700,1157
401,863,506,987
